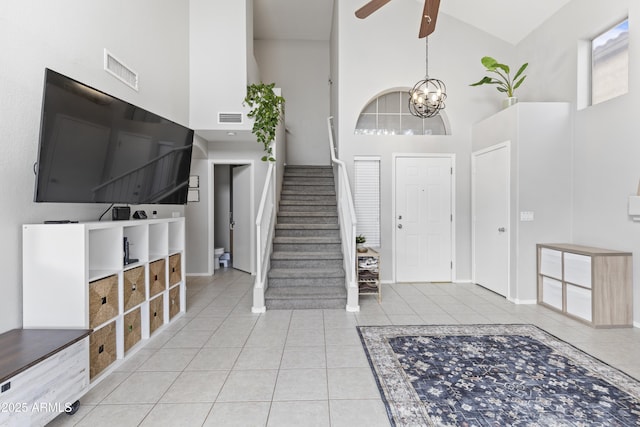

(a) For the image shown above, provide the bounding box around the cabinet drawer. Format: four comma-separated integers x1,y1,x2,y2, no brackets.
149,259,166,298
566,284,592,322
539,248,563,279
168,285,181,320
123,307,142,354
89,275,119,328
564,253,592,288
123,266,146,311
169,253,182,286
149,294,164,336
541,277,563,310
89,321,116,380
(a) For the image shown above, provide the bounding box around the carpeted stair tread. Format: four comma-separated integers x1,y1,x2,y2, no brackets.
281,188,336,194
275,223,339,230
273,236,341,244
268,267,345,279
271,251,343,260
280,200,337,206
278,211,337,217
265,286,347,299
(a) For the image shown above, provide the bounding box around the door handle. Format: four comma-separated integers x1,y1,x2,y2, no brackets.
397,224,403,229
498,227,506,232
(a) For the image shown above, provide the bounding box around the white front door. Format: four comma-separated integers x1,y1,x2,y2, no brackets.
232,164,251,273
395,156,453,282
472,143,510,297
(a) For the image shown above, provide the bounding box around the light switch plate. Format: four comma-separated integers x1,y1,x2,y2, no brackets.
520,211,534,221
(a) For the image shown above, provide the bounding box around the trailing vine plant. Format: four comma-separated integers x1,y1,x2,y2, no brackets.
243,83,285,162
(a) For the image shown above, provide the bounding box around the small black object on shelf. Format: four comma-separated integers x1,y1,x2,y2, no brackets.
132,210,147,219
112,206,130,221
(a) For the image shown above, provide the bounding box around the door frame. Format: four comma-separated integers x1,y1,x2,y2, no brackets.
208,159,255,276
391,153,456,283
471,141,511,299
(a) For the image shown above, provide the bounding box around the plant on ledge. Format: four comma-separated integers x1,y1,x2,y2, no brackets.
356,234,367,253
470,56,528,98
243,83,285,162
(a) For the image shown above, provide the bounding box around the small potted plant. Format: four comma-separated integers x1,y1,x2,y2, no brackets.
470,56,528,108
356,234,367,253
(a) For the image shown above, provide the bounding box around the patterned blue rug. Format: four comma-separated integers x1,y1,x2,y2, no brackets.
357,324,640,426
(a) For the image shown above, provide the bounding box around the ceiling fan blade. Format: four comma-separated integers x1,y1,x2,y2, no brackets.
355,0,392,19
419,0,440,38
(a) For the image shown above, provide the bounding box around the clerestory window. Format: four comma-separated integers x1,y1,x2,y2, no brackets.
592,19,629,105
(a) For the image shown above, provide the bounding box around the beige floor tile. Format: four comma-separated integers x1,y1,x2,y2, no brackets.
203,402,271,427
267,401,330,427
280,346,327,369
102,372,180,404
329,399,391,427
139,403,212,426
74,404,153,427
160,370,229,403
216,370,278,402
273,368,328,401
185,346,242,371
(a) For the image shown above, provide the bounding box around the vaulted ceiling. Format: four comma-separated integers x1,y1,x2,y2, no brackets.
253,0,572,45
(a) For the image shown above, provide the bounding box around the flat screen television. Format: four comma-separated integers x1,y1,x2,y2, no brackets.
34,68,194,204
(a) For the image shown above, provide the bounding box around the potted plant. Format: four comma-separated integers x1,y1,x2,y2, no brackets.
243,83,285,162
356,234,367,253
470,56,528,108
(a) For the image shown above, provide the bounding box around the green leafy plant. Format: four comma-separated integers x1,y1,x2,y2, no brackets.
243,83,285,162
470,56,528,98
356,234,366,244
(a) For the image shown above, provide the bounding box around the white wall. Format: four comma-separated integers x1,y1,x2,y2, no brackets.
189,0,254,131
254,40,331,165
0,0,190,333
335,1,517,283
517,0,640,324
185,157,210,273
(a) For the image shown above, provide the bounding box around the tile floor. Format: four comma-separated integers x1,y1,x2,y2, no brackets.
49,268,640,426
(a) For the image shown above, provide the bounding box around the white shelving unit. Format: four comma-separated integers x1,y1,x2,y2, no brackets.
23,218,186,382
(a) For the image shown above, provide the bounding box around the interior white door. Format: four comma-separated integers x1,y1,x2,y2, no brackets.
472,143,510,297
395,156,452,282
232,165,251,273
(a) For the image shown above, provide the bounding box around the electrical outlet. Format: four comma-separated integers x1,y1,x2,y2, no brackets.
520,211,534,221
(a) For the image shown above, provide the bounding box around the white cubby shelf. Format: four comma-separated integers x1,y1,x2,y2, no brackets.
23,217,186,382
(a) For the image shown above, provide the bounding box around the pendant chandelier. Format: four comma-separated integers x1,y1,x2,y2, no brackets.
408,35,446,118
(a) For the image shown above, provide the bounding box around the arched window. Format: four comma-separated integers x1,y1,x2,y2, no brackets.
355,90,449,135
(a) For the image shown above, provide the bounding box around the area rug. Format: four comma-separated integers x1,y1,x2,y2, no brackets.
357,324,640,426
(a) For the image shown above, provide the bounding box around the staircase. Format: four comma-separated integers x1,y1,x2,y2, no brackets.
264,165,347,309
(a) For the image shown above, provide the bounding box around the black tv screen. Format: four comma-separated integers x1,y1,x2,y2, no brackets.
35,68,194,204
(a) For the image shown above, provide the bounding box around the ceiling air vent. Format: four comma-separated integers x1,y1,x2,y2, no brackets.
104,49,139,91
218,113,243,124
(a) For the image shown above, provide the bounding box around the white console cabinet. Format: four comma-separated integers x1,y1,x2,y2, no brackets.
23,218,186,381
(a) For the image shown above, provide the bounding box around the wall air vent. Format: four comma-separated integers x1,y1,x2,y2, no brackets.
218,113,243,124
104,49,139,91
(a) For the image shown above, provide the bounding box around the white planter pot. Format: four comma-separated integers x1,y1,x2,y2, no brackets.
502,97,518,109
